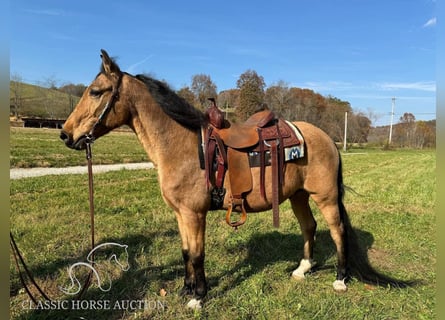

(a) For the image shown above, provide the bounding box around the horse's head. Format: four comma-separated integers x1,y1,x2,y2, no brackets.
86,242,130,271
60,49,130,150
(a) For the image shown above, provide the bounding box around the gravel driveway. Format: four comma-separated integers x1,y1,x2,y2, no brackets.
10,162,154,180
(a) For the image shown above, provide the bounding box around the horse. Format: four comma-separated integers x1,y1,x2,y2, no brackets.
60,49,410,309
60,242,130,295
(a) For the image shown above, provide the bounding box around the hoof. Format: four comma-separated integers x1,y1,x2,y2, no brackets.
292,271,306,281
291,271,306,280
291,259,316,280
186,298,202,310
333,279,347,292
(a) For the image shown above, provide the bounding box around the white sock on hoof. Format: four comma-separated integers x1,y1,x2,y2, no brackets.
186,298,202,310
333,279,347,292
292,259,315,279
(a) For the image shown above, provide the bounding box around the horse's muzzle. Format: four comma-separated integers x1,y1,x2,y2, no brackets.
60,130,87,150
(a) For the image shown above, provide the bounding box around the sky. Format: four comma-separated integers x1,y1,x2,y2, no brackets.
10,0,436,126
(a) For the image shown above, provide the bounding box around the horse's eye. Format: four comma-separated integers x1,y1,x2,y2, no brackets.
89,89,103,98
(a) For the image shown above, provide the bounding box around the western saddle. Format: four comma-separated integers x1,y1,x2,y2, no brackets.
203,99,302,229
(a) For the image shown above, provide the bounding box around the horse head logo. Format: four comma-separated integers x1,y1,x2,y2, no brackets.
60,242,130,295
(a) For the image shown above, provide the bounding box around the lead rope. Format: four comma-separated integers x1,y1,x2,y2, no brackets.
10,140,97,303
10,232,51,303
75,136,96,299
86,137,95,261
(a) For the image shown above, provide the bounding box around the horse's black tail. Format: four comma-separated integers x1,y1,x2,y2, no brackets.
337,152,416,288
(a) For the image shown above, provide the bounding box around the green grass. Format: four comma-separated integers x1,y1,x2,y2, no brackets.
10,128,436,319
10,127,149,168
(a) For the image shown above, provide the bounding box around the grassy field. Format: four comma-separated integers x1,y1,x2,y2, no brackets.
10,128,436,319
10,81,81,119
10,127,149,168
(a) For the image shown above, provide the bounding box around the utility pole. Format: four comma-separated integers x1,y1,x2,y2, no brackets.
388,97,396,144
343,111,348,151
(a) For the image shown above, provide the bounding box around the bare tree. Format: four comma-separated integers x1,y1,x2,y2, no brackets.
414,121,435,149
42,75,59,90
191,74,217,110
10,73,24,119
32,75,60,118
364,107,382,127
264,80,293,119
58,83,87,115
396,112,416,147
217,89,239,122
217,89,239,109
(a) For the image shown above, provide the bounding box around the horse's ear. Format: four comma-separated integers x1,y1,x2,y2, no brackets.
100,49,121,75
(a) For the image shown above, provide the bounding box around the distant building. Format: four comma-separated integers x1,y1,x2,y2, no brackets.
20,117,65,129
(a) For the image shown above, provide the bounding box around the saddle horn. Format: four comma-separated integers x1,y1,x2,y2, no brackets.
205,97,225,129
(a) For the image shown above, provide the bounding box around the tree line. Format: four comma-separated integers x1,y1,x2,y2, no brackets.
178,70,370,143
368,113,435,149
10,73,85,119
10,70,435,148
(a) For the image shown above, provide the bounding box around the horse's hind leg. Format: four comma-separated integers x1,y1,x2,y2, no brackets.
289,190,317,279
310,193,348,292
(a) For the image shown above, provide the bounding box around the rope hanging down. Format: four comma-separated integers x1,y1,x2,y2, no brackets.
10,142,97,303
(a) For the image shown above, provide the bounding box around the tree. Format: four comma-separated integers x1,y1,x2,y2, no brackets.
41,75,59,90
58,83,87,114
288,87,326,125
217,89,239,122
58,83,87,97
395,112,416,147
236,69,265,121
400,112,416,124
264,80,293,119
177,86,196,107
348,112,372,143
415,120,435,148
319,96,352,141
10,73,23,119
217,89,239,109
414,121,433,149
191,74,217,110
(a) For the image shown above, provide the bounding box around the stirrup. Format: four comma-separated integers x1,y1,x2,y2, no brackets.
225,197,247,229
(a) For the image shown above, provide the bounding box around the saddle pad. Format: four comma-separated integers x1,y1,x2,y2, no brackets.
248,121,304,163
284,120,305,159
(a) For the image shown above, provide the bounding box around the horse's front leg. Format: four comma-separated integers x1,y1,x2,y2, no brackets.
175,210,207,309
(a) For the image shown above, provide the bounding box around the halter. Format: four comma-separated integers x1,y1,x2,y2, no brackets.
86,73,123,144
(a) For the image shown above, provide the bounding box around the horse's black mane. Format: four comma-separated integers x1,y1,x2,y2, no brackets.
135,74,207,131
97,55,206,130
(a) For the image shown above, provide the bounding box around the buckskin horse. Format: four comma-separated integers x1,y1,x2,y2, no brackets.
60,50,410,309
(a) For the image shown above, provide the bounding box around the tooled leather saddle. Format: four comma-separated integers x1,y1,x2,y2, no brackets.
203,99,303,229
